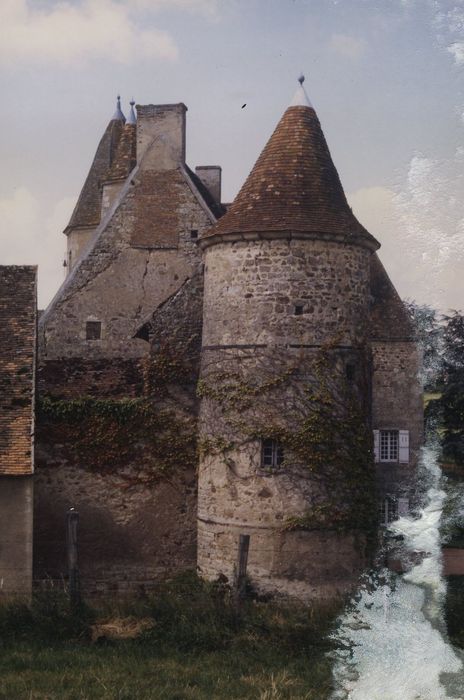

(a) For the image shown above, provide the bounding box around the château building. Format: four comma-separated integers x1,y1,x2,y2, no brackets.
0,79,423,600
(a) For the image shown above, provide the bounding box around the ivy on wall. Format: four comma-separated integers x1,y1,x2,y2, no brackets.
198,340,378,535
38,396,197,483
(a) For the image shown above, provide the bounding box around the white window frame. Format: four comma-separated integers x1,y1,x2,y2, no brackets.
373,429,409,464
379,496,409,526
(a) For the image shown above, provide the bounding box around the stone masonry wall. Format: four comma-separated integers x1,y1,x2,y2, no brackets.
372,340,423,498
198,237,374,600
202,239,371,347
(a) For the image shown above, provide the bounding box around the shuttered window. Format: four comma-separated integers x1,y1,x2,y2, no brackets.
373,429,409,464
380,496,409,526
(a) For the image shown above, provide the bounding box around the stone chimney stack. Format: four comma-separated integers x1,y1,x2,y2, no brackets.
195,166,222,204
136,103,187,169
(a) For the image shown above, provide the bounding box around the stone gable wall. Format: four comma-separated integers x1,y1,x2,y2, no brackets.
40,169,211,361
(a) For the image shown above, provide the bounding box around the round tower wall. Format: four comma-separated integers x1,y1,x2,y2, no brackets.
202,238,371,348
198,236,375,601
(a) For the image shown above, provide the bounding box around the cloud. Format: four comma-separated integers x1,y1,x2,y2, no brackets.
447,42,464,65
0,187,74,308
123,0,219,17
431,2,464,66
348,186,395,234
348,157,464,313
329,33,365,59
0,0,179,66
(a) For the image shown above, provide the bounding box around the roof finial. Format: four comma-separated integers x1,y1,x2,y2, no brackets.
127,98,137,125
112,94,126,122
290,73,313,109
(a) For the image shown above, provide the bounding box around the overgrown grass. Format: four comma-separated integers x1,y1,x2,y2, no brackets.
0,573,337,699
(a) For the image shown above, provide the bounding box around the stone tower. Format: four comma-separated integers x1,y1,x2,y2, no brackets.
197,79,381,601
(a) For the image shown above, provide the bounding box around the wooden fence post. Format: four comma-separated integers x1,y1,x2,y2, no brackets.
66,507,80,609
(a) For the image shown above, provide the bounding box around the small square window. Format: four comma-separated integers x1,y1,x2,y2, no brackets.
294,305,304,316
261,439,284,469
86,321,101,340
190,229,198,240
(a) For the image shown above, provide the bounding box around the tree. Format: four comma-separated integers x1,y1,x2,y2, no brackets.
440,311,464,465
405,301,443,392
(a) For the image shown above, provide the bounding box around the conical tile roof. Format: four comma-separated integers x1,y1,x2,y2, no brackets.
202,93,378,251
65,118,125,232
105,122,137,183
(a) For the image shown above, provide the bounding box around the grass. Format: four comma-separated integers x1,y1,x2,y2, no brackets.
0,573,337,699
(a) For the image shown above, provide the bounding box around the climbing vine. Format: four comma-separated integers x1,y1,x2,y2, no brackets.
198,339,378,535
37,396,197,484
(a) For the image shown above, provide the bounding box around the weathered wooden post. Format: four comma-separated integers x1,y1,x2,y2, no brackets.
235,534,250,611
66,507,80,608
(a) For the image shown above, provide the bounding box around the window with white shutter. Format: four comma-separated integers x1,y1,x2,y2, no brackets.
373,429,410,464
373,430,380,463
398,497,409,516
399,430,410,463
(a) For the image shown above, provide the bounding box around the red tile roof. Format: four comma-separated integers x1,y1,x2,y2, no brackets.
202,105,378,251
0,266,36,476
369,254,415,340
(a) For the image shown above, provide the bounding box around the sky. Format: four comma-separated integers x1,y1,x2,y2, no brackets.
0,0,463,310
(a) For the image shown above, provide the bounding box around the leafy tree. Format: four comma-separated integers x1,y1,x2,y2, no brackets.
405,301,443,392
440,311,464,464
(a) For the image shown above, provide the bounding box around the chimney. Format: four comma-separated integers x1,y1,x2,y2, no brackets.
195,166,222,204
136,103,187,169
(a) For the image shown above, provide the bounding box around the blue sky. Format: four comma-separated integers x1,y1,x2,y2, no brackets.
1,0,463,309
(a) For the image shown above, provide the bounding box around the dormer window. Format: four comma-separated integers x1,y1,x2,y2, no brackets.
261,439,284,469
86,321,101,340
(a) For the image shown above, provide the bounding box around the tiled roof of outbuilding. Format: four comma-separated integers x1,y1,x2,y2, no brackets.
0,266,36,476
202,100,378,250
65,118,125,232
369,254,415,341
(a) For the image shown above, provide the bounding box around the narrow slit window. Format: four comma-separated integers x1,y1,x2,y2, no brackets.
190,229,198,240
346,363,355,381
86,321,102,340
261,439,284,469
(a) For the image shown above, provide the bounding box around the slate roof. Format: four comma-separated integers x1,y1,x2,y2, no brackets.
0,266,36,476
64,118,127,232
202,104,378,251
369,254,415,341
